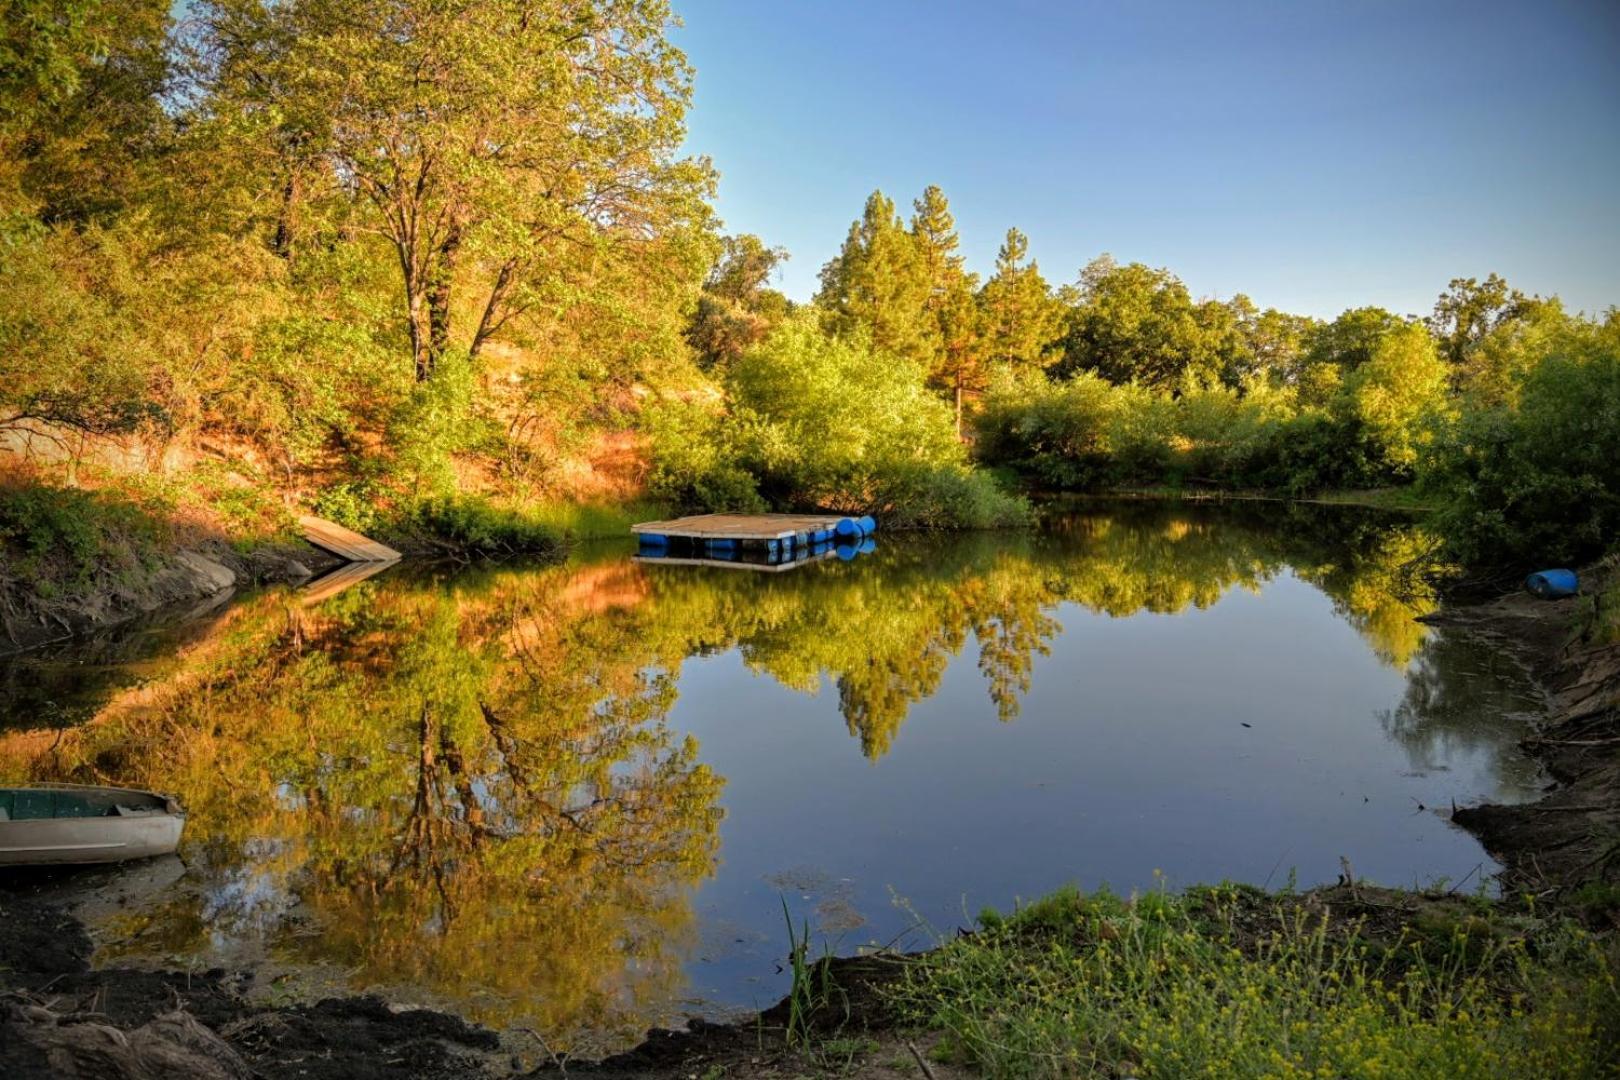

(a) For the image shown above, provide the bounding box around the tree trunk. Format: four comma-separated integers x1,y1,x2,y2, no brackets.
409,292,432,382
272,168,301,260
955,380,964,439
470,259,518,362
427,218,462,366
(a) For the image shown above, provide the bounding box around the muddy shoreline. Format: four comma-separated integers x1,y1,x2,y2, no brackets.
3,569,1616,1078
1436,567,1620,897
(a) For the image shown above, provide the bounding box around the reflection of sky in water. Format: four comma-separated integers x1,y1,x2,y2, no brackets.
672,570,1542,1012
0,504,1546,1052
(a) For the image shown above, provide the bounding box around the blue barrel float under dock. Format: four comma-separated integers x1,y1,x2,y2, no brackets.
630,512,876,571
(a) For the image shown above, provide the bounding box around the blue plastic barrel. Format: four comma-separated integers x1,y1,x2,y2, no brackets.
834,518,862,540
857,536,876,554
835,542,859,561
1526,569,1579,599
856,515,877,535
638,533,668,547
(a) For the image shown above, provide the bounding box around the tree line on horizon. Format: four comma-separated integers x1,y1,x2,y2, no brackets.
682,181,1618,563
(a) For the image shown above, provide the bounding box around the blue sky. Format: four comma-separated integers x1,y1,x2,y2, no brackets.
672,0,1620,319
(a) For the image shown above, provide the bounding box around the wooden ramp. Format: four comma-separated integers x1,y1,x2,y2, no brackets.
630,512,848,542
298,515,402,563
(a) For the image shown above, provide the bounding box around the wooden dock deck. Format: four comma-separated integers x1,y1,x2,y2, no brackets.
298,514,402,563
631,512,876,568
630,513,850,542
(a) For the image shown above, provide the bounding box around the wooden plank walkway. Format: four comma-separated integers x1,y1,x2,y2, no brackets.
630,512,848,542
298,514,402,563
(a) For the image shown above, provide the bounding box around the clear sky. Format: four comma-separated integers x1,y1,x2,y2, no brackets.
672,0,1620,319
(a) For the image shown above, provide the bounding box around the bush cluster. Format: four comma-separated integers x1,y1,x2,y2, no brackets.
650,314,1030,529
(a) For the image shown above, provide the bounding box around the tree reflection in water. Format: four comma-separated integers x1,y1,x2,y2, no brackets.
0,501,1475,1049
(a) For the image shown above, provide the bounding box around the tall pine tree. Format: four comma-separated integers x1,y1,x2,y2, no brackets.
978,227,1062,373
816,190,935,369
910,185,983,435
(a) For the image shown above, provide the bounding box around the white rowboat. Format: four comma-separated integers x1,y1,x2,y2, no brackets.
0,782,185,865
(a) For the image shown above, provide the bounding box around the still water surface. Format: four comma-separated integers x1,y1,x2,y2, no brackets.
0,502,1545,1053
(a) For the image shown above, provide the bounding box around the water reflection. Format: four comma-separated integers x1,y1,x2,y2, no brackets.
1382,630,1545,802
0,501,1540,1051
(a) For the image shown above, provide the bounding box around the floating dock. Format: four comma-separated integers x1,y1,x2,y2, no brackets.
630,512,877,569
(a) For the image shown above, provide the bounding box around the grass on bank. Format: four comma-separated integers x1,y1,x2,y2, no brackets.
887,884,1619,1080
0,466,306,603
382,496,673,555
0,479,174,598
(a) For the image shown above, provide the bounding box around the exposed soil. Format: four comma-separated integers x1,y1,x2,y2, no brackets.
3,564,1616,1078
1434,562,1620,904
0,887,502,1080
0,540,342,656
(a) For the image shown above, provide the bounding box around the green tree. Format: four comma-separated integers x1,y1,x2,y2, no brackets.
1431,312,1620,565
193,0,714,382
1339,321,1452,476
1,0,172,221
1455,297,1569,407
686,233,791,369
1294,306,1408,405
1227,295,1316,387
816,190,935,368
978,228,1062,375
910,185,985,434
1429,273,1553,370
1055,256,1219,390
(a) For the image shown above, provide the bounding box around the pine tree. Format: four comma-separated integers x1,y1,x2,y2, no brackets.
909,186,985,435
979,227,1062,373
815,190,934,369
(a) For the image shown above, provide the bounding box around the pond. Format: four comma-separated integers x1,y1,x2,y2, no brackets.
0,501,1546,1055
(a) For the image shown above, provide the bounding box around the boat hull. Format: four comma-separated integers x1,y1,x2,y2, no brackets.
0,813,185,865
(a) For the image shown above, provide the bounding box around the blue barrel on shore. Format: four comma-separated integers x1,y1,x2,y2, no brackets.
1526,569,1579,599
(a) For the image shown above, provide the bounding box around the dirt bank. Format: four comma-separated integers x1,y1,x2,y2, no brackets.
0,540,342,656
1437,562,1620,900
0,884,503,1080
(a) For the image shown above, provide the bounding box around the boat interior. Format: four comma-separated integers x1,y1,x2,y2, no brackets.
0,787,169,821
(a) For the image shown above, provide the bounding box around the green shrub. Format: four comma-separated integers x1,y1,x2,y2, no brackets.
400,495,562,555
977,325,1457,496
1428,317,1620,566
0,480,172,593
651,314,1028,528
311,481,383,534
